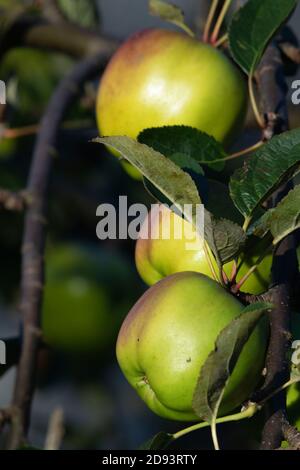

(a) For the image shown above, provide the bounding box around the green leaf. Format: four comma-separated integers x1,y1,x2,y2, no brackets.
94,136,201,220
204,214,246,265
229,0,298,75
229,129,300,219
192,302,271,423
206,180,243,225
251,185,300,245
140,432,173,450
138,126,227,172
270,185,300,244
57,0,99,28
164,152,204,175
247,210,274,238
149,0,194,37
95,136,244,266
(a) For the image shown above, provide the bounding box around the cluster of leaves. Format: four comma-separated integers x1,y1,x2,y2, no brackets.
95,0,300,448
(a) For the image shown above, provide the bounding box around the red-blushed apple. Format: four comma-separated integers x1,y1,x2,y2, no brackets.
97,29,247,178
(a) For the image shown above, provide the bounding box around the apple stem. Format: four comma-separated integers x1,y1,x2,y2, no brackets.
214,33,228,48
230,259,238,283
232,245,272,293
232,264,258,294
222,268,229,285
206,140,264,166
211,421,220,450
203,0,219,43
242,216,252,233
248,75,265,129
168,377,300,446
203,241,220,283
210,0,232,45
226,141,264,160
172,403,258,441
258,377,300,408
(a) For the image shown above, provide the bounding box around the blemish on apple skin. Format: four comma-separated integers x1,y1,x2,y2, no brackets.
186,357,191,363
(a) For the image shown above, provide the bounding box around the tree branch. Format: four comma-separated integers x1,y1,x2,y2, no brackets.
0,8,118,59
254,43,299,450
282,419,300,450
6,51,111,449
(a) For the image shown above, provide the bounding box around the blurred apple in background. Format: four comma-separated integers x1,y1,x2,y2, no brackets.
42,242,140,356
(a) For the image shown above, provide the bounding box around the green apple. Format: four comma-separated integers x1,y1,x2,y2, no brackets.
97,29,247,178
42,243,135,355
287,382,300,431
116,272,267,421
135,204,272,294
287,314,300,430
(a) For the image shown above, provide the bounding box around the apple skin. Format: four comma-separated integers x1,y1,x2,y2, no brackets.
97,29,247,178
42,243,135,355
136,205,272,294
287,314,300,430
116,272,267,421
287,382,300,431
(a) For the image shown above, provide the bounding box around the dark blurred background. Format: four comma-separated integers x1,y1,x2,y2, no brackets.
0,0,299,450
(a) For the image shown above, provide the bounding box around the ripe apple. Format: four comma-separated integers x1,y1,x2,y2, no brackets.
97,29,247,178
42,243,136,355
116,272,267,421
135,205,272,294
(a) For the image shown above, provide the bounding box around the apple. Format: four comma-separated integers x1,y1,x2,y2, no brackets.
135,204,272,294
42,243,137,355
96,29,247,178
116,272,267,421
287,382,300,431
287,314,300,430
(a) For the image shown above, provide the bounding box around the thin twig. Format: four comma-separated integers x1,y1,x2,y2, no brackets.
203,0,219,43
2,119,94,140
6,52,111,450
214,33,228,48
44,408,65,450
210,0,232,44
